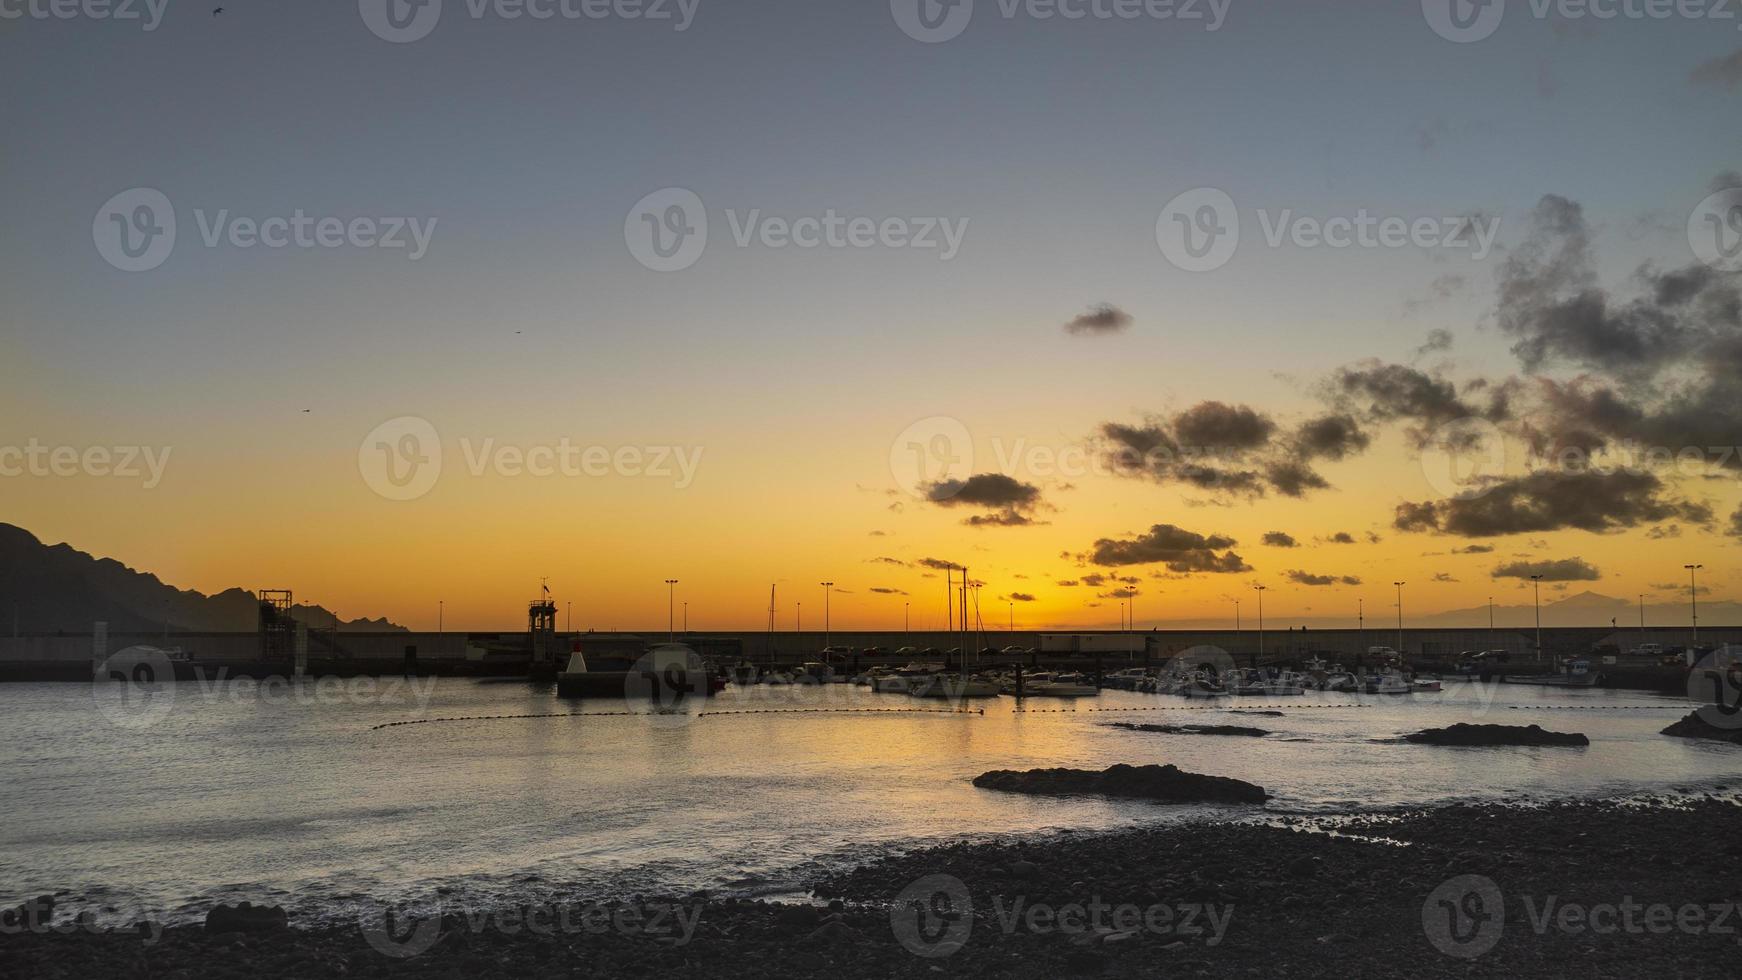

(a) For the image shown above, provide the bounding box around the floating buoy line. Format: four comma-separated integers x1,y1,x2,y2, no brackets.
369,706,982,731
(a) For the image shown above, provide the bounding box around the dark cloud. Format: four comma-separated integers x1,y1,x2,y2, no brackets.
1450,544,1495,554
964,511,1039,527
1261,531,1298,548
1099,588,1140,599
1432,572,1459,582
1097,402,1356,499
1285,570,1362,586
1645,524,1682,540
1008,592,1038,602
1063,303,1134,335
1414,328,1455,358
1394,470,1712,537
1491,557,1602,581
1730,506,1742,540
1055,579,1080,587
1325,532,1358,544
867,556,908,566
1327,360,1508,447
868,530,887,537
923,473,1045,528
1080,573,1108,586
916,557,958,571
868,587,907,595
1292,414,1371,462
1691,48,1742,89
1083,524,1251,573
1173,401,1277,450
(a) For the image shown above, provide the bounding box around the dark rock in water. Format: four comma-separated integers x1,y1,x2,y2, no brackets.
1112,722,1269,737
973,764,1268,804
1662,711,1742,744
1404,723,1588,747
204,902,288,933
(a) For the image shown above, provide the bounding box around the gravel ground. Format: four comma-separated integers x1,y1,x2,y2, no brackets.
5,797,1740,978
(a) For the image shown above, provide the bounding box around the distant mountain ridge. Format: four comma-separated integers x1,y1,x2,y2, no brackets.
0,523,404,633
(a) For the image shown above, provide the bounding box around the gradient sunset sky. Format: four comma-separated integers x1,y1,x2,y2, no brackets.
4,1,1740,631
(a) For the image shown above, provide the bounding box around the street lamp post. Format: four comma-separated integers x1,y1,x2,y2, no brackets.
1529,574,1543,663
1254,584,1267,660
1685,563,1703,649
664,579,678,642
438,600,443,633
1393,581,1405,656
683,601,688,636
820,582,834,653
904,601,910,648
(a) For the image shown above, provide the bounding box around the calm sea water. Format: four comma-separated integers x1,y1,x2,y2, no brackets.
2,676,1737,926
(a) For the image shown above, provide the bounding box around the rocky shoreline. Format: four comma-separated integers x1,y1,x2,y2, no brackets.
5,797,1740,978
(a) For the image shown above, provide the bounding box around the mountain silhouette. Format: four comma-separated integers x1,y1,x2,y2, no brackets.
0,524,404,633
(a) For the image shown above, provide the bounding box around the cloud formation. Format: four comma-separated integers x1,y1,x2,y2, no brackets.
1063,303,1134,335
923,473,1046,528
1492,557,1601,581
1261,531,1298,547
1285,570,1362,586
1395,470,1711,537
1082,524,1251,573
1097,402,1366,499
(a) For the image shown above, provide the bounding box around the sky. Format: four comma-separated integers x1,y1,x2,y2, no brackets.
3,0,1741,631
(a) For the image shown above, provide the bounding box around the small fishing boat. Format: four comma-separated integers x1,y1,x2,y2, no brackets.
1028,672,1099,697
1500,658,1603,688
908,674,1002,699
1363,671,1412,695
